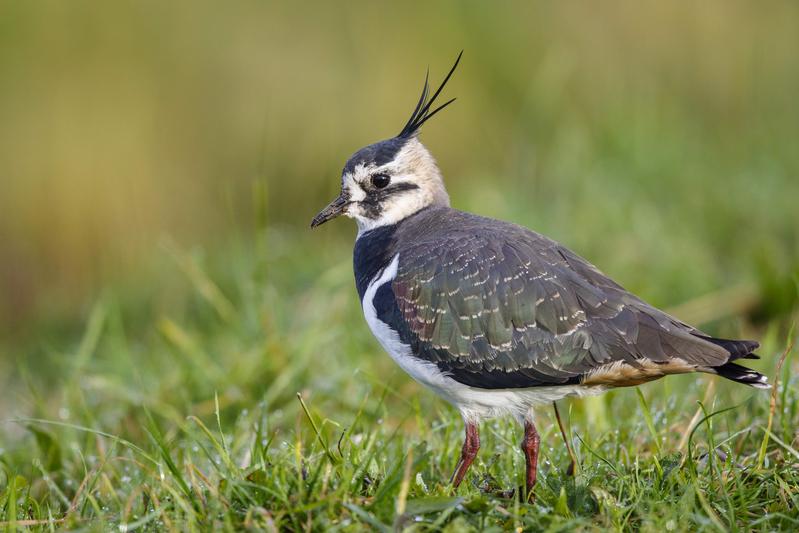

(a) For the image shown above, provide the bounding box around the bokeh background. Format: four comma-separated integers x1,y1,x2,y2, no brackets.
2,1,798,428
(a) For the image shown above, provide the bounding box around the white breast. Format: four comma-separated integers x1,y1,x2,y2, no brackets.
360,253,605,423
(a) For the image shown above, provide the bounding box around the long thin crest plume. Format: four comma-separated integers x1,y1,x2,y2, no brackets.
398,51,462,138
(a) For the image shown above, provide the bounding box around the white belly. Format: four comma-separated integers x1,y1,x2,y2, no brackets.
361,254,605,423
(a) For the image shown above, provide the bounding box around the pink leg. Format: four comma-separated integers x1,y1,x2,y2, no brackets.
450,422,480,488
522,420,540,501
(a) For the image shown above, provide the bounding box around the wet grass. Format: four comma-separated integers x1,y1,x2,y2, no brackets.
1,236,797,531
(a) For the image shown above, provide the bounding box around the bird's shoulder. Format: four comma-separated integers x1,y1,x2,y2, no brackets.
395,206,557,250
394,207,610,286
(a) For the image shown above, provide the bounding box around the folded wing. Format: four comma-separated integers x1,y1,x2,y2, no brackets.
386,218,754,389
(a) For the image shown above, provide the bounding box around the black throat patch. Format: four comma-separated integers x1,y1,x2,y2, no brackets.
353,223,399,300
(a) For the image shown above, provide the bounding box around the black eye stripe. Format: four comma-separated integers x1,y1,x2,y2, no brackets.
369,182,419,199
357,175,419,195
359,182,421,218
384,182,419,194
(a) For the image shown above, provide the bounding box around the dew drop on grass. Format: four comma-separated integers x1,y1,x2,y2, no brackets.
415,472,428,492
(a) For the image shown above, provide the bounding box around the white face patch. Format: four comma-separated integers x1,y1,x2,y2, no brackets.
339,138,450,234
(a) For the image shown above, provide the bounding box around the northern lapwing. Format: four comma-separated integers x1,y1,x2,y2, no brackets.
311,52,769,499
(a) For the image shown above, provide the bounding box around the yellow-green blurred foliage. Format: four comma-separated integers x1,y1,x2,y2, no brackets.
1,1,798,337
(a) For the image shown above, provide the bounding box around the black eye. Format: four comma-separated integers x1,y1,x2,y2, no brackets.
371,173,391,189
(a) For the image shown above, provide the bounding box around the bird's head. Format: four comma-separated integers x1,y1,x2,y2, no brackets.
311,52,461,233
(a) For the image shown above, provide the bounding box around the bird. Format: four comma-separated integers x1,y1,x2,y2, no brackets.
310,52,769,500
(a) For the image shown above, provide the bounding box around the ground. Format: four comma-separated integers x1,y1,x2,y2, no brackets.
1,231,796,531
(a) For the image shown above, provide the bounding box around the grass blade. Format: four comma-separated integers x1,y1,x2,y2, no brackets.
635,388,663,477
757,323,795,468
296,393,338,464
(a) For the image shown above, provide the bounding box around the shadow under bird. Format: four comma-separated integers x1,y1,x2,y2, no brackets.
311,52,769,500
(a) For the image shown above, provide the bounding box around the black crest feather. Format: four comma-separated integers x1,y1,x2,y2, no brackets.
398,51,462,138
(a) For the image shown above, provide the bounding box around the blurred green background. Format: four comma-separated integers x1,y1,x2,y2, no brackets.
1,1,798,404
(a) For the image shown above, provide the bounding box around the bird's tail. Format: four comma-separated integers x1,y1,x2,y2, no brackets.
712,362,770,389
698,335,760,360
696,335,770,389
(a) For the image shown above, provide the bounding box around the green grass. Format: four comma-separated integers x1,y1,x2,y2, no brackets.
1,235,797,531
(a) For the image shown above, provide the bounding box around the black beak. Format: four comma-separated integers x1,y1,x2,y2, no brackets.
310,193,349,228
